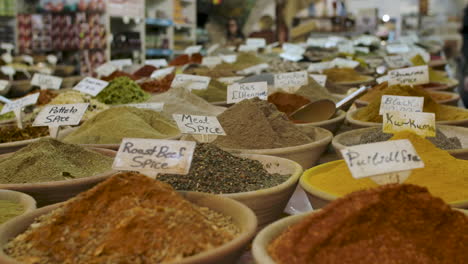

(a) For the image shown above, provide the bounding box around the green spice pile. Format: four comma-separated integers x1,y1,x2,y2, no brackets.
0,138,113,184
295,77,337,102
0,200,23,224
0,126,49,144
5,172,239,264
191,78,227,102
0,105,15,121
95,76,150,105
214,98,314,149
63,107,180,144
158,143,290,193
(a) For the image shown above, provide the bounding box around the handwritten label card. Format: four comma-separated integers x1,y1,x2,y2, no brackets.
246,38,266,48
2,53,12,64
201,56,223,68
310,74,327,86
95,63,117,77
282,43,305,55
376,75,389,84
0,80,9,92
1,93,40,129
145,59,168,68
383,111,436,137
73,77,108,96
307,62,333,72
338,43,355,54
341,140,424,183
386,43,410,54
173,114,226,136
227,81,268,104
237,63,269,75
238,45,258,52
31,73,63,90
379,95,424,115
384,55,411,69
388,65,429,86
355,46,370,54
171,74,211,91
218,76,244,85
0,43,14,52
113,138,196,178
1,66,15,80
274,71,308,91
33,103,89,138
126,103,164,112
110,59,132,69
220,55,237,64
280,52,303,62
151,67,175,79
184,45,202,55
332,58,360,68
22,55,34,65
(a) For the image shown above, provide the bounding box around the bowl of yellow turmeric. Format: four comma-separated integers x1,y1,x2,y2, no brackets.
300,131,468,209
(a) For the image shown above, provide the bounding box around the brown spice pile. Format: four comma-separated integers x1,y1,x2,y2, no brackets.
169,53,202,66
269,184,468,264
139,73,175,93
133,65,157,78
27,90,58,105
5,172,239,264
0,125,49,143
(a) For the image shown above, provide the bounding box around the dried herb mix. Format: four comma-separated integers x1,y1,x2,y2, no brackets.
0,126,49,143
0,138,113,184
0,200,24,224
158,143,290,193
95,76,150,105
5,172,239,264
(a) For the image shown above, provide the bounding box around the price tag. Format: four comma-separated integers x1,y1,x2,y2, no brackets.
220,54,237,63
22,55,34,65
73,77,109,97
246,38,266,48
33,103,89,138
184,45,202,55
379,95,424,115
201,56,222,68
218,76,244,85
355,46,370,54
95,63,117,77
332,58,360,68
310,74,327,86
227,81,268,104
173,114,226,137
126,102,164,112
31,73,63,90
338,43,355,54
150,66,175,79
307,61,333,72
1,93,40,129
376,75,389,84
171,74,211,91
274,71,308,91
207,43,220,55
386,43,410,54
341,139,424,184
145,59,168,68
384,55,411,69
113,138,196,178
110,59,132,69
1,66,15,80
2,53,13,64
238,45,258,52
0,80,10,92
47,55,58,65
383,111,436,137
388,65,429,86
237,63,269,75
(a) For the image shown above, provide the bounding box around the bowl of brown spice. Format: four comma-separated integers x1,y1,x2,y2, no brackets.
0,125,50,154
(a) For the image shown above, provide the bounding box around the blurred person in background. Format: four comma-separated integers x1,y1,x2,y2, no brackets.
226,17,245,47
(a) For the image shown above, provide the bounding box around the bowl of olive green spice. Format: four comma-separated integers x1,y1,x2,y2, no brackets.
0,125,50,154
0,190,36,225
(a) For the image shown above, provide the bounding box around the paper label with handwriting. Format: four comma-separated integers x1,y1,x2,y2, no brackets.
379,95,424,115
113,138,196,176
383,111,436,137
73,77,108,96
340,139,424,179
110,59,132,68
145,59,168,68
246,38,266,48
173,114,226,136
184,45,202,55
332,58,359,68
376,75,389,84
0,43,13,51
227,82,268,104
220,55,237,63
151,67,174,79
126,103,164,111
201,56,222,67
95,63,117,77
338,43,355,54
310,74,327,86
238,45,258,52
237,63,269,75
2,53,12,63
307,38,328,47
282,43,305,55
1,66,15,76
388,66,429,86
365,58,383,68
280,52,302,62
33,103,89,127
22,55,34,65
384,55,411,69
171,74,211,90
218,76,244,85
386,43,410,54
274,71,308,89
307,61,333,72
0,80,9,92
31,74,62,90
0,93,40,114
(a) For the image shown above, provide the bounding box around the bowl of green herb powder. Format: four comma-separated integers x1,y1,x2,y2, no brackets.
0,189,36,225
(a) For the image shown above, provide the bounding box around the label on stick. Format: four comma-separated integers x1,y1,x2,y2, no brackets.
33,103,89,127
171,74,211,90
332,58,359,68
173,114,226,136
220,55,237,63
237,63,269,75
110,59,132,68
384,55,411,69
238,45,258,52
307,61,333,72
95,63,117,77
151,67,174,79
73,77,108,97
0,93,39,114
388,65,429,86
0,80,9,92
201,56,222,68
113,138,196,177
340,139,424,179
126,103,164,112
274,71,308,90
145,59,168,68
246,38,266,48
218,76,244,85
383,111,436,137
227,82,267,104
31,73,62,90
379,95,424,115
184,45,202,55
310,74,327,86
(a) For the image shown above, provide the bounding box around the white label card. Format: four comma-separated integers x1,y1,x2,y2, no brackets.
307,61,333,72
237,63,269,75
151,67,175,79
31,73,62,90
0,80,9,92
126,103,164,112
376,75,389,84
113,138,196,177
173,114,226,136
47,55,58,65
388,65,429,86
310,74,327,86
2,53,12,64
73,77,109,97
1,66,15,76
201,56,223,68
0,43,14,51
0,93,39,114
95,63,117,77
280,52,303,62
238,45,258,52
110,59,132,69
218,76,244,85
274,71,308,89
340,139,424,179
383,111,436,137
227,82,268,104
246,38,266,48
184,45,202,55
282,43,305,55
355,46,370,54
220,55,237,64
171,74,211,91
332,58,360,68
33,103,89,127
384,55,411,69
379,95,424,115
338,43,355,54
145,59,168,68
386,43,410,54
22,55,34,65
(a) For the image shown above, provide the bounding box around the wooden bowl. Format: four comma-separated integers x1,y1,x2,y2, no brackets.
332,125,468,160
0,190,36,225
356,91,460,107
295,110,346,134
0,148,117,207
224,154,303,228
346,108,468,129
0,191,257,264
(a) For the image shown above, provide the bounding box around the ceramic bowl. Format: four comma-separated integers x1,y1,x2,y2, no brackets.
332,125,468,160
0,148,118,207
295,110,346,134
346,108,468,129
222,127,333,170
355,90,460,107
0,191,257,264
223,154,303,228
0,136,49,155
0,190,36,225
